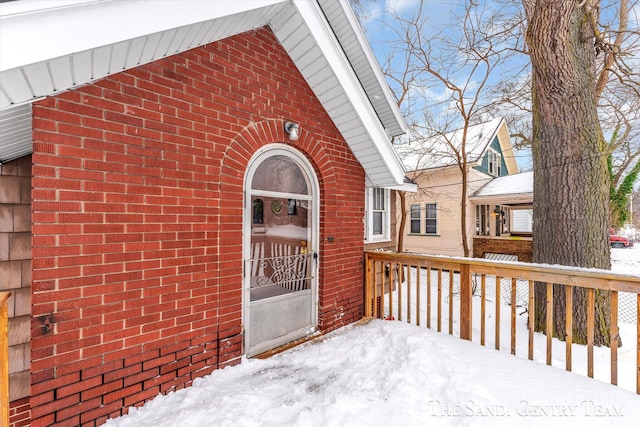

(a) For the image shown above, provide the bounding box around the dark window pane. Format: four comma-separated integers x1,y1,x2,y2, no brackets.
373,212,383,235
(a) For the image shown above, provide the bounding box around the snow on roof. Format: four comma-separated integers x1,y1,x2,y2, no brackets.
472,170,533,198
395,117,504,172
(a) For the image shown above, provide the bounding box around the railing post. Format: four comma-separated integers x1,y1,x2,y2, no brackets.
364,253,371,318
1,291,11,427
460,264,472,341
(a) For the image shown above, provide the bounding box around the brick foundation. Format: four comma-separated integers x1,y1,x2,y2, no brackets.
9,396,30,427
28,27,366,425
472,236,533,262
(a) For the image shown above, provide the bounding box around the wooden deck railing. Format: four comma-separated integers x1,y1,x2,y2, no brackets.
364,251,640,394
1,291,10,426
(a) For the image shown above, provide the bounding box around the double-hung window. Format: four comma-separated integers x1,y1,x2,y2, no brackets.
425,203,438,235
409,203,438,235
365,188,390,241
410,204,421,234
487,149,501,177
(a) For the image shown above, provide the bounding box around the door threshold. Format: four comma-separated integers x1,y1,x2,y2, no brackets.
252,318,375,359
252,331,322,359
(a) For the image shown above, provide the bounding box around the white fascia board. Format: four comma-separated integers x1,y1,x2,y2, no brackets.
469,193,533,205
333,0,407,137
292,0,405,187
384,182,418,192
0,0,286,72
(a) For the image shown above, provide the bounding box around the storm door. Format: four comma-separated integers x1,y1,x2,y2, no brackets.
243,146,318,357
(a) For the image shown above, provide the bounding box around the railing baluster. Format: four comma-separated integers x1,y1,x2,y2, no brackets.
611,290,618,386
460,264,472,341
416,265,421,326
394,263,400,321
566,285,573,371
448,269,454,335
511,277,517,355
528,280,534,361
587,288,595,378
437,269,442,332
379,261,384,319
426,267,431,329
365,254,372,317
388,263,393,320
406,264,411,323
636,294,639,394
546,282,553,366
495,276,501,351
1,292,10,427
373,260,379,318
481,274,486,346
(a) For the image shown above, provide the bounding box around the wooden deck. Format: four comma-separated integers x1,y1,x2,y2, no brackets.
364,251,640,394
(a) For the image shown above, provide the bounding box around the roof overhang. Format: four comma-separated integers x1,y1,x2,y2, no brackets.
469,193,533,206
0,0,407,187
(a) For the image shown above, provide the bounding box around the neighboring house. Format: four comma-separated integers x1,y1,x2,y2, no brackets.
396,117,519,257
0,1,408,425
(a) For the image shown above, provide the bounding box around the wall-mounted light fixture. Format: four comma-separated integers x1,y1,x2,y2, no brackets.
284,121,299,141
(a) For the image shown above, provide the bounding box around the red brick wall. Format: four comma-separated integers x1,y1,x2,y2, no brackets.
30,27,365,426
9,397,30,427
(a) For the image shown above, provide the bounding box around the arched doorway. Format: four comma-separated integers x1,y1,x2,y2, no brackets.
243,144,319,356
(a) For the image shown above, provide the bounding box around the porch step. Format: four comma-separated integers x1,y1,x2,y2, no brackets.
484,252,519,261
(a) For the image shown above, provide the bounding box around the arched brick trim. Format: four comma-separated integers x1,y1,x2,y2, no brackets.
220,119,333,191
218,119,340,342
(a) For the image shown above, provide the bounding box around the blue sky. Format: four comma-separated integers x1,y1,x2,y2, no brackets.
357,0,639,179
357,0,534,171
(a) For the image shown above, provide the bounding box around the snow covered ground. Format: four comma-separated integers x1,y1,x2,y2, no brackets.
611,245,640,276
106,248,640,427
106,320,639,427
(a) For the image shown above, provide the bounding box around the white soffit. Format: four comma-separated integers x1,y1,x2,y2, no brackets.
0,0,406,187
0,104,33,162
317,0,406,139
0,0,287,107
275,0,405,187
0,0,285,72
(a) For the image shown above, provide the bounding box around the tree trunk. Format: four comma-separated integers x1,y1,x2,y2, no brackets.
524,1,612,345
397,191,407,253
460,168,470,258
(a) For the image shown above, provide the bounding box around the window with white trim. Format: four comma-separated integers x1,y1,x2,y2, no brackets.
425,203,438,235
408,203,438,235
511,209,533,233
410,204,421,234
365,188,390,241
487,149,501,177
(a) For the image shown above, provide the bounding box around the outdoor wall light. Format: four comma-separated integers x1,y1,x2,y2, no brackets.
284,121,299,141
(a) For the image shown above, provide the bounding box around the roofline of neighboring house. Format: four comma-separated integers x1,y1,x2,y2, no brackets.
0,0,407,188
407,160,484,175
397,117,518,174
469,193,533,206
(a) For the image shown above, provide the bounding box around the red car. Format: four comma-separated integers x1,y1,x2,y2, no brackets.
610,235,634,248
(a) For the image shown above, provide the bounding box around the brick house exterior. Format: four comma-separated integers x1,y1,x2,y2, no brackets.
0,0,410,423
17,28,361,425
